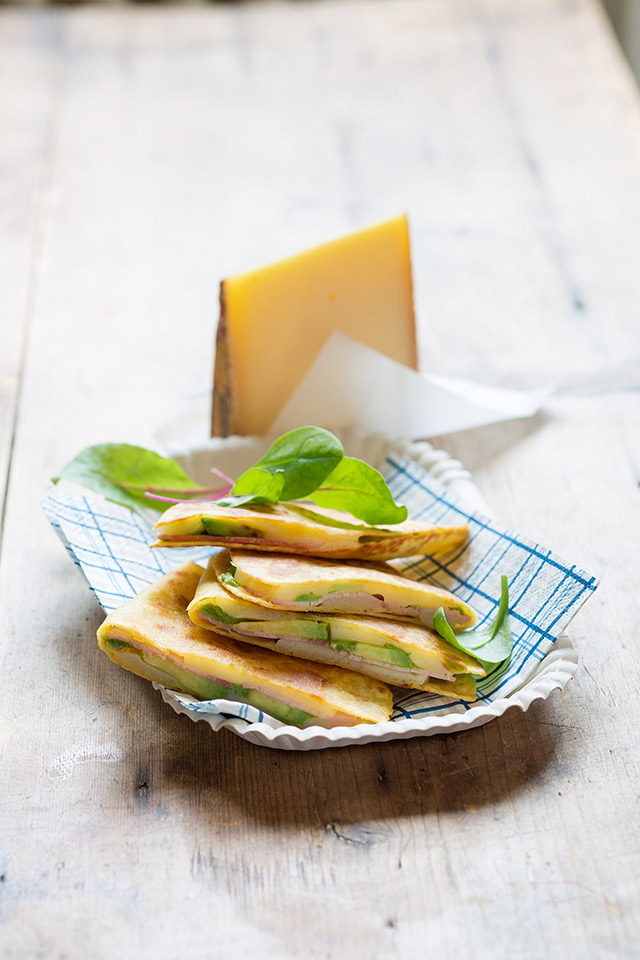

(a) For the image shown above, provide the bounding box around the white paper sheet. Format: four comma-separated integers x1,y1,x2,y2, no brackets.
270,332,552,438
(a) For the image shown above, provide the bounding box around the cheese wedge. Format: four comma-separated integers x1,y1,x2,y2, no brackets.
97,561,393,727
217,549,478,630
212,215,417,436
152,500,468,562
188,557,484,700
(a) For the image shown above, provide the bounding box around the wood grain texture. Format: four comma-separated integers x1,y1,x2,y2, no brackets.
1,1,639,958
0,11,61,540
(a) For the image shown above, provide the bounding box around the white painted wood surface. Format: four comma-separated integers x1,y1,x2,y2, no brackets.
1,1,639,957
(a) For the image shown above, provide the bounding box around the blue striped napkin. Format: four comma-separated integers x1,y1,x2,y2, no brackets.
43,454,598,725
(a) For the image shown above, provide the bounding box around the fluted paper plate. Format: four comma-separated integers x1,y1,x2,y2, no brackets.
151,430,584,751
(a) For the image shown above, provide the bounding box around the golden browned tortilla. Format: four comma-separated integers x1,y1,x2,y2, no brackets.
97,561,393,726
152,500,468,561
216,549,478,631
188,555,483,700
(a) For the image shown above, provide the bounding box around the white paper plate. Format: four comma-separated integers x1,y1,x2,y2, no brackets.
154,430,579,751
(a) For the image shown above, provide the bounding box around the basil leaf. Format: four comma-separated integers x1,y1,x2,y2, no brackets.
232,426,343,502
433,576,513,669
306,457,408,525
52,443,201,513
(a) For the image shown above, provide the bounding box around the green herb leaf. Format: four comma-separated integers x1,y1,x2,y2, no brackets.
220,468,285,506
232,426,343,502
219,570,241,589
306,457,408,525
433,576,513,669
52,443,202,513
54,428,408,527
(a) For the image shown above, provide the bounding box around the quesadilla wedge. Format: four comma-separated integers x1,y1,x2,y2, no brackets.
215,550,478,631
151,500,468,561
188,558,485,700
97,562,392,727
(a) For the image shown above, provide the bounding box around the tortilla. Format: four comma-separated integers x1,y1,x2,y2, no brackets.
215,549,478,631
96,561,393,727
152,500,468,561
188,557,484,700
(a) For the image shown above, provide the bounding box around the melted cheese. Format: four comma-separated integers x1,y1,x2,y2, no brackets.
212,215,417,436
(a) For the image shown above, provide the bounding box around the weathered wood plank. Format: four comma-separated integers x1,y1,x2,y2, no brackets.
1,2,639,958
0,11,61,539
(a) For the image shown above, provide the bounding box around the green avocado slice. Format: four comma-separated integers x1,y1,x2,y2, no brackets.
101,638,311,726
240,618,330,642
201,517,260,538
329,639,417,669
198,602,255,626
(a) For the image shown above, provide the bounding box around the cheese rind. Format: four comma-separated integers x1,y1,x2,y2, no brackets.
212,215,417,436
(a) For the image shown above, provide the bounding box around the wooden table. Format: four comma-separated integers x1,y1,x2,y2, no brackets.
2,1,639,956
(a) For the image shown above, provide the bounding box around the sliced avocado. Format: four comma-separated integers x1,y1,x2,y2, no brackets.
105,644,311,727
379,643,416,669
332,639,358,653
103,637,131,651
295,592,321,602
198,603,254,626
242,690,310,727
286,504,383,532
286,619,330,641
241,618,330,642
201,517,260,538
137,648,234,700
329,639,417,669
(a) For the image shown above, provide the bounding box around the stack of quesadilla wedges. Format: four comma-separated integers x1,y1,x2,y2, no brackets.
187,548,484,702
97,501,483,728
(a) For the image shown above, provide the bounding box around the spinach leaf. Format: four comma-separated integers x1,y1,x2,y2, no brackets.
306,457,408,525
52,443,202,513
54,428,409,527
232,426,343,501
219,468,285,507
433,576,513,669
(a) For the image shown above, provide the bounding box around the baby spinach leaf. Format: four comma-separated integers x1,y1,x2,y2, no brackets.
52,443,202,513
232,426,343,502
54,427,409,527
219,562,241,589
223,467,285,505
433,576,513,669
306,457,408,525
